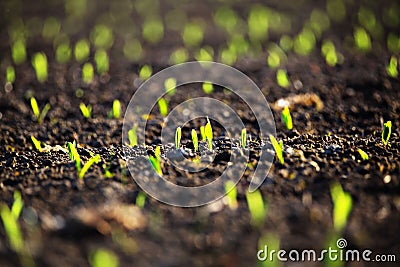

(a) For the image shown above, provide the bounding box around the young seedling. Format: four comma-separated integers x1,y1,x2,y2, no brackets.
89,248,119,267
0,192,24,254
382,120,392,146
330,182,353,232
149,146,162,176
258,232,281,267
31,52,48,82
80,103,92,118
246,189,267,228
139,65,152,80
354,27,371,52
74,39,90,63
202,82,213,94
30,97,51,124
175,127,181,149
108,100,121,119
128,126,138,147
386,56,398,78
241,128,247,149
79,154,101,179
191,129,199,152
157,98,168,117
11,39,27,65
276,69,290,88
224,181,238,210
82,62,94,84
6,66,15,84
31,136,43,152
357,149,369,161
135,191,146,208
200,126,206,141
67,141,81,173
269,135,284,164
205,117,213,150
164,77,177,96
281,106,293,130
94,49,109,74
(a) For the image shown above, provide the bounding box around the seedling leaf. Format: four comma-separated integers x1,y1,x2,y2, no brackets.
246,189,267,228
330,182,353,232
175,127,181,149
191,129,199,152
241,128,247,149
128,126,138,147
67,141,81,172
205,117,213,150
281,106,293,130
135,192,146,208
158,98,168,117
89,248,119,267
224,181,238,210
269,135,284,164
80,103,92,118
79,154,100,179
30,97,40,120
382,120,392,146
357,149,369,161
31,136,43,152
200,126,206,141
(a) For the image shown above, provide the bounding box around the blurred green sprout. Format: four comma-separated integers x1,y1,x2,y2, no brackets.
11,39,27,65
281,106,293,130
139,65,152,80
357,149,369,161
200,126,206,141
169,48,188,65
276,69,290,88
31,52,48,83
128,125,138,147
205,117,213,150
158,98,168,117
202,82,213,94
294,28,316,56
67,141,100,179
89,248,119,267
246,189,267,228
224,181,238,210
386,56,398,78
164,77,177,95
74,39,90,63
382,120,392,146
248,5,269,42
354,27,371,52
79,103,92,118
269,135,284,165
82,62,94,84
91,24,114,49
94,49,109,74
241,128,247,149
55,41,71,63
135,192,146,209
31,136,43,152
149,146,162,176
191,129,199,152
182,21,204,47
175,127,181,149
6,66,15,84
142,19,164,44
321,40,338,66
330,182,352,232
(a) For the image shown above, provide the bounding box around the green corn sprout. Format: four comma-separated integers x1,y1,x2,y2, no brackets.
354,27,371,52
205,117,213,150
135,192,146,208
149,146,162,176
79,154,101,179
108,100,121,119
175,127,181,149
0,192,24,253
276,69,290,88
158,98,168,117
164,77,177,95
74,39,90,63
67,141,82,173
330,182,353,232
55,42,71,63
89,248,119,267
11,39,27,65
139,65,152,80
31,136,43,152
258,232,281,267
246,189,267,228
80,103,92,118
31,52,48,82
281,106,293,130
6,66,15,84
269,135,284,164
94,49,109,74
386,56,398,78
357,149,369,161
224,181,238,210
241,128,247,149
191,129,199,152
128,126,138,147
82,62,94,84
200,126,206,141
30,97,51,124
202,82,213,94
382,120,392,146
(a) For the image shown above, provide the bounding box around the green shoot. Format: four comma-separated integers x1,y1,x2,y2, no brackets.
246,189,267,228
79,154,100,179
89,248,119,267
108,100,121,119
200,126,206,141
175,127,181,149
182,21,204,47
281,106,293,130
55,42,71,63
241,128,247,149
90,25,114,50
135,192,146,208
142,18,164,44
128,126,138,147
269,135,284,165
0,196,24,253
357,149,369,161
149,146,162,176
386,56,398,78
202,82,213,94
330,182,353,232
258,232,281,267
354,27,371,52
11,192,24,219
164,77,177,96
321,40,338,67
74,39,90,63
224,181,238,210
247,5,269,42
157,98,168,117
382,120,392,146
205,117,213,150
30,97,51,124
139,65,152,80
31,52,48,83
123,38,143,62
82,62,94,84
293,29,316,56
276,69,290,88
94,49,109,75
191,129,199,152
80,103,92,118
169,48,188,64
11,39,27,65
6,66,15,84
67,141,81,173
31,136,43,152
